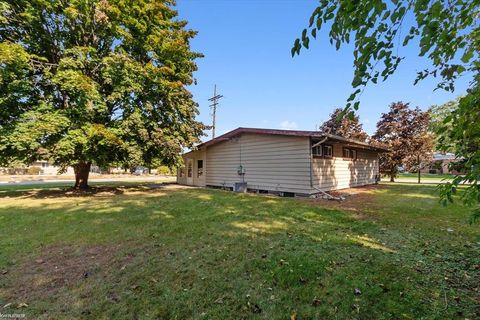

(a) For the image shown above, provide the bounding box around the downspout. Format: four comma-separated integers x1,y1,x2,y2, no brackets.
309,135,342,201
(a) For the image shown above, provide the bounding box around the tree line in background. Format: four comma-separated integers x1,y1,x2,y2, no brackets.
319,101,442,183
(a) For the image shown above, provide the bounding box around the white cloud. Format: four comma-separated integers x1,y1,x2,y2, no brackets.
279,120,298,130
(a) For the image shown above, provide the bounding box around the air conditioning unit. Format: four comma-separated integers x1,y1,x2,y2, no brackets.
234,182,247,193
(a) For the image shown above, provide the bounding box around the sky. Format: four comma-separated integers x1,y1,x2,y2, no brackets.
176,0,471,139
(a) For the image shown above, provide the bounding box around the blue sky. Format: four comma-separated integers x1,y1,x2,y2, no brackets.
176,0,471,139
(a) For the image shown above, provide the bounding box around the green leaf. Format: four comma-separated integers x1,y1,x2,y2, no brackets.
461,49,474,64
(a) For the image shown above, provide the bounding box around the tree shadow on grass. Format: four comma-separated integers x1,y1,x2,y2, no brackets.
0,182,184,199
0,187,477,319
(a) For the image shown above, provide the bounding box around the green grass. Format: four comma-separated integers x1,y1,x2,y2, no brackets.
396,173,455,181
0,183,478,319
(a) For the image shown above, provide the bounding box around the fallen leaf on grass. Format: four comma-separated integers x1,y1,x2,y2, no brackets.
354,288,362,295
312,297,322,306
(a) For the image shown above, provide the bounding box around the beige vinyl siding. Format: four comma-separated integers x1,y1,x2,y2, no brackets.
177,170,187,185
206,133,312,193
312,144,378,191
177,150,206,187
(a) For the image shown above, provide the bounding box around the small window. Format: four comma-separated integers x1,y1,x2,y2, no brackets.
323,145,333,157
197,160,203,177
179,167,185,177
312,145,322,156
343,148,356,159
187,161,193,178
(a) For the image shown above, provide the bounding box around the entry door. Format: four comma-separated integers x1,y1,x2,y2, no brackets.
186,159,194,185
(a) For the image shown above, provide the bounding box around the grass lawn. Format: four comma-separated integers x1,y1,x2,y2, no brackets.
396,173,455,181
0,182,478,319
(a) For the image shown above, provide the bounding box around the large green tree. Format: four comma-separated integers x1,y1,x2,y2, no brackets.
293,0,479,221
0,0,205,189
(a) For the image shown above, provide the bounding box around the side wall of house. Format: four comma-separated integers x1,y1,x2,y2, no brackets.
177,150,206,187
312,144,379,191
205,133,312,194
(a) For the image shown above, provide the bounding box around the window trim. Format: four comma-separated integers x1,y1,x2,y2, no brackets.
342,147,357,160
197,159,204,178
323,145,333,158
312,145,323,157
187,160,193,178
312,144,334,158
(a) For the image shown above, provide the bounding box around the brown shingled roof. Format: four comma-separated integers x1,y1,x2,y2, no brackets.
196,127,389,152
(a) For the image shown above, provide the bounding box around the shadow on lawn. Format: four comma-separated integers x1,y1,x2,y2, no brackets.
0,182,179,199
0,186,478,319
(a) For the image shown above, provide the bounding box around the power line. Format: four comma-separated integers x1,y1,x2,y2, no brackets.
208,84,223,138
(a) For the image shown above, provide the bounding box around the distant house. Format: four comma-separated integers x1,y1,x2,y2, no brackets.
0,161,75,175
420,152,462,175
177,127,388,196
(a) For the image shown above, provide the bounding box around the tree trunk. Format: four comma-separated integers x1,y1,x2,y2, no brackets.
390,175,395,182
417,154,421,184
73,162,91,190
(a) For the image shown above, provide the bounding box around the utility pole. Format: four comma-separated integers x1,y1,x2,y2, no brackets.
208,85,223,138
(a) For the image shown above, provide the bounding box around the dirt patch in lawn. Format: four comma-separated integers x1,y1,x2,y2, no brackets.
304,184,387,218
1,243,135,302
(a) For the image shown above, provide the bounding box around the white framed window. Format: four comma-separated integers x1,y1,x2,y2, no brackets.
312,145,322,156
343,148,357,159
187,161,193,178
323,145,333,157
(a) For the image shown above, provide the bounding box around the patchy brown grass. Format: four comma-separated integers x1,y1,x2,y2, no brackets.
2,243,136,302
302,184,387,219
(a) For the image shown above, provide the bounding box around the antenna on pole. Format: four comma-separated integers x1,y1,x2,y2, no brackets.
208,84,223,138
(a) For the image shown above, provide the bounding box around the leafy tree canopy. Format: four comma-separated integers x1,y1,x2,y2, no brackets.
437,91,480,223
319,107,369,141
373,102,432,182
428,97,460,151
0,0,206,189
292,0,479,113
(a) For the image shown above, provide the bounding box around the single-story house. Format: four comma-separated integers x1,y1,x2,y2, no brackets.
420,152,462,175
177,127,388,196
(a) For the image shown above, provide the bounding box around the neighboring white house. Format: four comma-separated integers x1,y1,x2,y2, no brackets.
31,161,75,175
177,127,388,196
